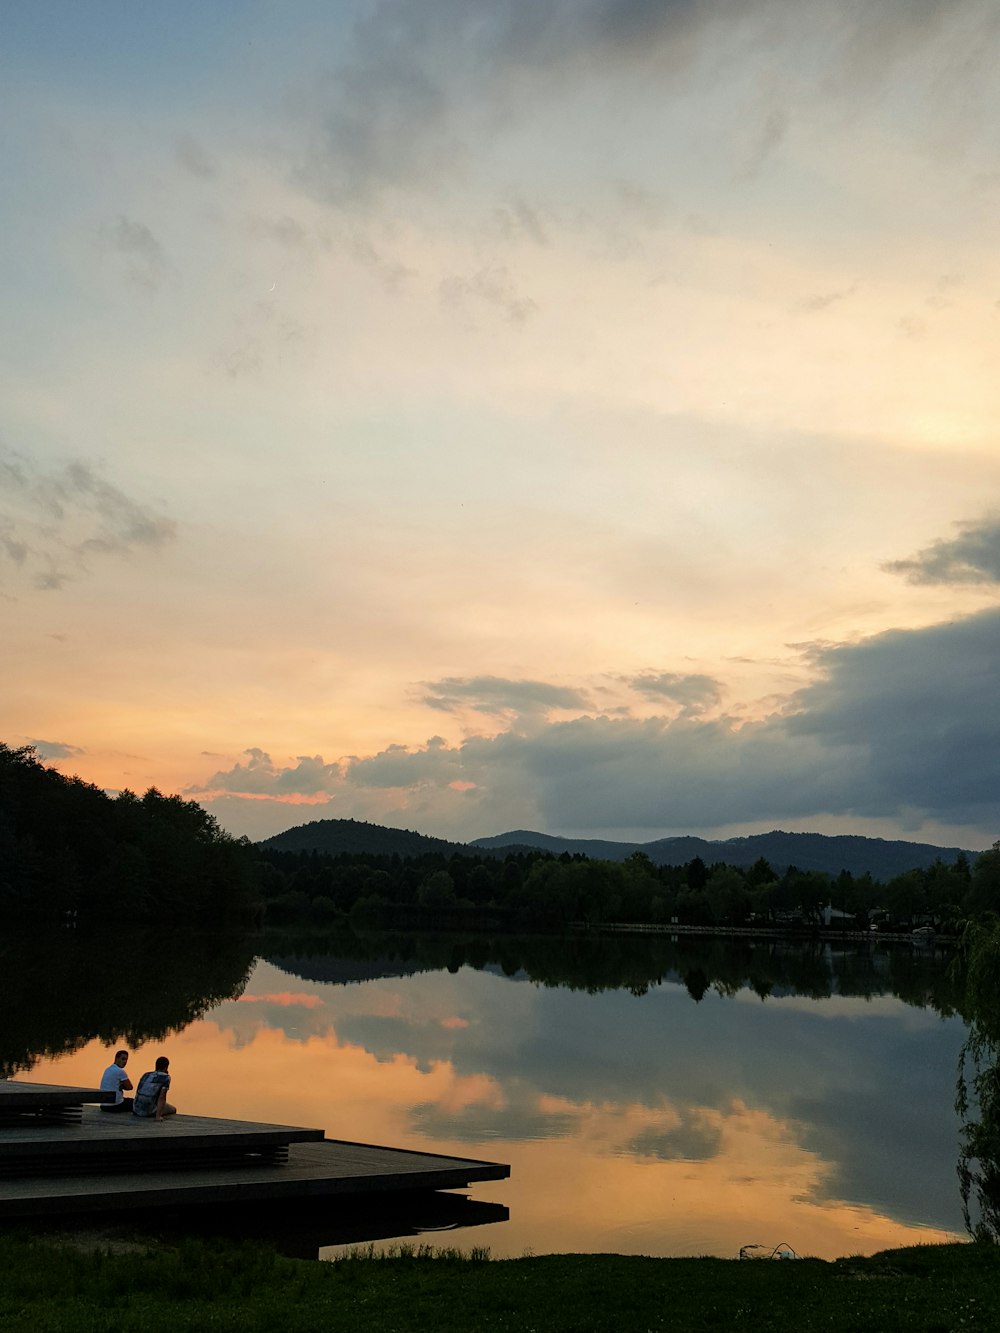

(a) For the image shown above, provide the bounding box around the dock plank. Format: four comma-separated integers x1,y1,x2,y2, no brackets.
0,1107,324,1159
0,1138,510,1217
0,1081,114,1109
0,1082,509,1219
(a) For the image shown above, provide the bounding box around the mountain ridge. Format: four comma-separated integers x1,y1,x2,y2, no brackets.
259,818,982,879
470,829,980,878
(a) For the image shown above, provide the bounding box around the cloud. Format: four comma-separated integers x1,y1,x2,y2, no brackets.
0,447,176,591
439,264,538,324
883,514,1000,585
293,0,996,204
420,675,591,719
202,596,1000,845
626,671,723,714
27,739,84,761
797,286,857,314
101,216,175,292
628,1111,722,1162
359,608,1000,836
345,738,473,791
175,133,218,180
195,748,343,798
741,105,789,178
493,198,550,247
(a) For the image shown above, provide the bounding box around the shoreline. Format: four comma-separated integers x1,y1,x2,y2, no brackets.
1,1231,996,1332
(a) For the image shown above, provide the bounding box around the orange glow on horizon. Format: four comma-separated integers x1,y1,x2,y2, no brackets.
190,790,335,806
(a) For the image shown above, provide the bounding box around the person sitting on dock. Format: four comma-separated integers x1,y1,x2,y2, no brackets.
99,1049,133,1113
132,1056,176,1120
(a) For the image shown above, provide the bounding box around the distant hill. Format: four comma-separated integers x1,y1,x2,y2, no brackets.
258,817,472,859
267,955,435,987
472,829,981,879
259,815,981,880
472,830,646,859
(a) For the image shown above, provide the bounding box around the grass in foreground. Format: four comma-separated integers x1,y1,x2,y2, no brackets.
0,1233,998,1332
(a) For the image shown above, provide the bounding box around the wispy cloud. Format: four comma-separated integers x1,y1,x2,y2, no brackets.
101,216,175,292
884,514,1000,585
293,0,997,205
175,133,218,181
0,448,176,591
796,286,857,314
420,675,591,718
439,264,538,324
626,671,723,715
27,739,84,761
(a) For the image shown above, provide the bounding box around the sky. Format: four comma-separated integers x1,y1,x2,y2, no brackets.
3,0,1000,848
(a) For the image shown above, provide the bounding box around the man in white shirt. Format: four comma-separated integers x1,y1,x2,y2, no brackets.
99,1049,133,1113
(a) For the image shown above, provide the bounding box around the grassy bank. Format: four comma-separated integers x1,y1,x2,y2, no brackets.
0,1234,998,1332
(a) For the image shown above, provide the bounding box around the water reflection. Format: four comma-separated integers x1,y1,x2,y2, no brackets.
0,928,255,1078
11,930,970,1259
955,923,1000,1241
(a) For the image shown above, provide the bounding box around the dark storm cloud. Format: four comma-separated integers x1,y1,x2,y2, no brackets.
350,607,1000,834
884,514,1000,585
211,605,999,836
783,608,1000,825
420,675,591,717
0,447,176,591
525,609,1000,831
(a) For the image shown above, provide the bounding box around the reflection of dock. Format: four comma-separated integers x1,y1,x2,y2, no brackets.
0,1081,510,1225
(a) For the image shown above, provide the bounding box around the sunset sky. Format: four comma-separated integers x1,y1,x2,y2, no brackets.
4,1,1000,847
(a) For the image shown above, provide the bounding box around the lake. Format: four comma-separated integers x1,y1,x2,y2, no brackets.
6,929,969,1260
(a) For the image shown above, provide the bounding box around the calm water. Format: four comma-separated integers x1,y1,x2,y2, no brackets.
8,931,968,1259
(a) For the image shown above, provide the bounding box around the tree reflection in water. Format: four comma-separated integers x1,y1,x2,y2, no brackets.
1,927,256,1079
956,921,1000,1241
7,920,988,1245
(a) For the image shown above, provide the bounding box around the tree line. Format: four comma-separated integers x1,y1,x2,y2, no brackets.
0,743,260,921
258,839,999,932
4,740,997,933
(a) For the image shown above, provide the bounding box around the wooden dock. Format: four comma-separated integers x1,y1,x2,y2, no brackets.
0,1081,509,1222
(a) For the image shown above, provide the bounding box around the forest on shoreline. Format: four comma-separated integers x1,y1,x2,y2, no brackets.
0,744,260,921
258,838,999,934
3,742,997,933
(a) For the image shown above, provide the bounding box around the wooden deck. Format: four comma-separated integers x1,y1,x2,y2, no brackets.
0,1082,114,1110
0,1082,510,1221
0,1138,511,1217
0,1106,325,1173
0,1081,114,1126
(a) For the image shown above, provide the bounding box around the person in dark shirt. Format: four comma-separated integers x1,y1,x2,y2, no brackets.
132,1055,176,1120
